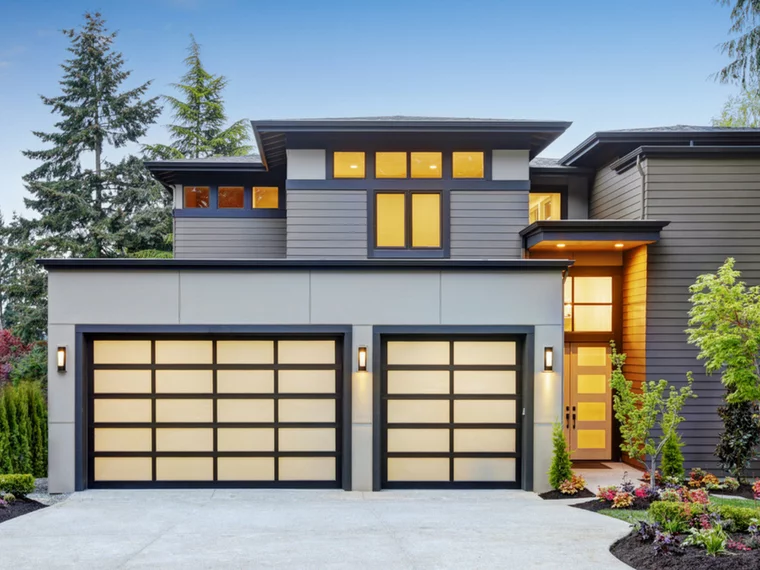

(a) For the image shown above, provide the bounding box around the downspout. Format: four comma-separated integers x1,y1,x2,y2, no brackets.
636,155,647,220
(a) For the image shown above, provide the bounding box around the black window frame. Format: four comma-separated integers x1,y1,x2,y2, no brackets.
175,185,286,219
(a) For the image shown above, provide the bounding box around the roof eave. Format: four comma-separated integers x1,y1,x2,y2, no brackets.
611,145,760,173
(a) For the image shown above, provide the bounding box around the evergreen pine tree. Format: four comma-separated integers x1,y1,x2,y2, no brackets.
548,422,574,489
3,388,19,472
144,35,252,159
0,390,12,474
660,432,685,480
14,385,32,474
28,383,47,478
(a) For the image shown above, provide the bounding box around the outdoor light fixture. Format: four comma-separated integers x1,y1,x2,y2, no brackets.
556,243,566,249
57,346,67,372
358,346,368,372
544,347,554,372
614,243,625,249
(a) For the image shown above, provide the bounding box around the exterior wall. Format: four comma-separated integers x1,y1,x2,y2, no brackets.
286,149,326,180
47,268,564,493
174,218,286,259
450,191,527,258
492,150,530,180
645,157,760,471
567,177,589,219
622,245,648,392
590,161,643,220
286,190,367,258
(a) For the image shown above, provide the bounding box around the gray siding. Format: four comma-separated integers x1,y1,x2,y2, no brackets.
450,191,526,258
287,190,367,258
174,218,286,259
590,162,643,220
645,157,760,472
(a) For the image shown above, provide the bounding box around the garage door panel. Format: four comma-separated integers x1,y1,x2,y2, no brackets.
278,370,336,393
454,458,516,482
217,428,274,452
387,341,449,365
454,400,516,424
155,341,213,364
387,370,449,394
156,428,214,452
216,341,274,364
279,428,336,452
95,457,152,481
279,457,336,481
387,458,449,481
278,340,335,364
279,399,335,423
156,457,214,481
156,370,213,394
387,429,449,453
453,370,516,395
156,399,214,423
454,429,516,453
94,428,152,452
453,341,516,366
94,399,151,423
217,399,274,423
387,400,449,424
94,370,152,394
93,341,151,364
217,370,274,394
217,457,274,481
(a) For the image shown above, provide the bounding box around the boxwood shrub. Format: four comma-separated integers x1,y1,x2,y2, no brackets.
649,501,708,533
0,474,35,496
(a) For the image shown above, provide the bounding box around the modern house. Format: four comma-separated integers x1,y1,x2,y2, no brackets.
40,118,760,494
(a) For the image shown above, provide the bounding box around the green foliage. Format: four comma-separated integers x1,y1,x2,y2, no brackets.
713,87,760,127
0,394,12,474
683,526,728,556
0,474,35,497
716,401,760,481
0,383,47,477
660,432,685,480
144,35,252,159
650,501,708,533
716,0,760,86
716,504,759,531
8,343,47,387
548,422,573,489
609,343,696,486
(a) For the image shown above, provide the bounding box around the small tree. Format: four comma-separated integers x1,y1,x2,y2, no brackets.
660,432,685,480
610,344,696,487
548,422,573,489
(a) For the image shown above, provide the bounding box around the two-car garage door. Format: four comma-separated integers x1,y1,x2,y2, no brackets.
88,336,343,488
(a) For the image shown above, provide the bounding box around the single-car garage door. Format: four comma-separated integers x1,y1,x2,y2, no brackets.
88,336,344,488
381,337,521,488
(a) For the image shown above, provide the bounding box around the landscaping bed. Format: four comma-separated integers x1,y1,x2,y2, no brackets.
539,488,595,500
0,498,46,525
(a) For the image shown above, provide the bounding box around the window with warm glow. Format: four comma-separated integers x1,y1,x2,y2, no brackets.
184,186,210,208
253,187,279,209
564,276,613,332
376,152,407,178
333,152,365,178
529,193,561,223
452,152,484,178
218,187,244,209
411,152,442,179
376,192,441,249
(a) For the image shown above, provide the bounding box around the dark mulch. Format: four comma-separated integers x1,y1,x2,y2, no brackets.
571,497,654,512
0,498,46,524
714,484,756,500
611,531,760,570
538,488,595,500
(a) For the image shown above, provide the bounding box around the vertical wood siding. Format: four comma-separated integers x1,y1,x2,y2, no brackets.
590,162,643,220
287,190,368,258
174,218,286,259
450,191,526,258
622,245,647,394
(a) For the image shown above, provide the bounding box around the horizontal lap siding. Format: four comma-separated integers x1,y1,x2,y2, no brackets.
450,191,526,258
646,157,760,473
622,245,647,393
287,190,367,258
174,218,286,259
590,162,642,220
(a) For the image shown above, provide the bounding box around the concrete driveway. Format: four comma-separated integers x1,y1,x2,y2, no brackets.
0,490,631,569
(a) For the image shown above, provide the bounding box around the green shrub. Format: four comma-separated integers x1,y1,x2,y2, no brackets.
8,343,47,388
714,504,759,532
0,382,47,477
548,422,573,489
0,474,35,496
660,432,685,480
649,501,708,533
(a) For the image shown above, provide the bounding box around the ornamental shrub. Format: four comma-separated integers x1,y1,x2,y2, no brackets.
0,474,35,496
660,433,685,480
715,505,759,532
0,382,47,477
548,422,573,490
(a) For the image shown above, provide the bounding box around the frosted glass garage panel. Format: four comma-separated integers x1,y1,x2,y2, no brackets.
217,458,274,481
454,458,516,482
279,457,335,481
454,400,516,424
94,399,151,423
155,428,213,452
279,428,336,452
217,370,274,394
95,457,152,481
387,400,449,424
278,341,335,364
454,371,516,395
386,342,449,365
387,370,449,394
155,399,213,423
217,399,274,423
93,341,151,364
155,370,213,394
155,341,213,364
94,428,152,452
577,346,608,367
156,457,213,481
94,370,151,394
216,341,274,364
454,429,516,453
453,341,516,365
217,428,274,452
279,400,335,423
387,458,449,481
279,370,335,393
387,429,449,452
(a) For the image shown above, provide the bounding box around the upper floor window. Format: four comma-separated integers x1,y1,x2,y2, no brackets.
452,152,484,178
410,152,442,179
253,187,279,209
333,151,487,180
376,191,441,249
181,186,281,213
184,186,210,208
529,193,561,223
218,187,244,209
376,152,407,178
564,276,612,332
334,152,365,178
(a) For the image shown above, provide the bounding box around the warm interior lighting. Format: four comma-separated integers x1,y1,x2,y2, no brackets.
429,165,437,169
350,165,358,169
529,193,561,223
544,347,554,372
57,346,67,372
556,243,566,248
334,152,365,178
614,243,624,248
358,346,368,372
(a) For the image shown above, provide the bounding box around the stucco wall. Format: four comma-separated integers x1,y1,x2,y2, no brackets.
47,268,564,493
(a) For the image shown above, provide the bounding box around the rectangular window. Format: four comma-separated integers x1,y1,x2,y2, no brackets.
376,191,441,250
253,187,279,209
452,152,484,178
333,152,365,178
529,193,561,223
411,152,442,179
376,193,406,247
412,193,441,247
376,152,407,178
184,186,209,208
218,187,244,209
564,276,613,332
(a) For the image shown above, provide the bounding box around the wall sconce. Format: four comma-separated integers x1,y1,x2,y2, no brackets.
543,347,554,372
57,346,67,372
357,346,368,372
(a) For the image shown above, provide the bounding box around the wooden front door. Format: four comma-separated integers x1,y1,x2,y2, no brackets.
564,343,612,460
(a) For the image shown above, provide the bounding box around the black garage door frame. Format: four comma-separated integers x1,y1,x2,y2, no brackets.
371,326,535,492
74,325,353,492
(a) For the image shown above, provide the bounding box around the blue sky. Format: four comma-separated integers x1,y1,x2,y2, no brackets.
0,0,742,215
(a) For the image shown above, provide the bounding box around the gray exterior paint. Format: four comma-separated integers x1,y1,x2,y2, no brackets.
590,161,643,220
450,191,527,258
174,218,286,259
286,190,368,258
644,157,760,472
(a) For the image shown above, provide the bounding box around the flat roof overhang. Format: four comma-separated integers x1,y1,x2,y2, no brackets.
144,161,267,190
520,220,670,252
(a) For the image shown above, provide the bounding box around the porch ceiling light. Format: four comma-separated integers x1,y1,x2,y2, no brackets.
556,243,566,248
543,347,554,372
57,346,67,372
614,243,624,248
358,346,368,372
